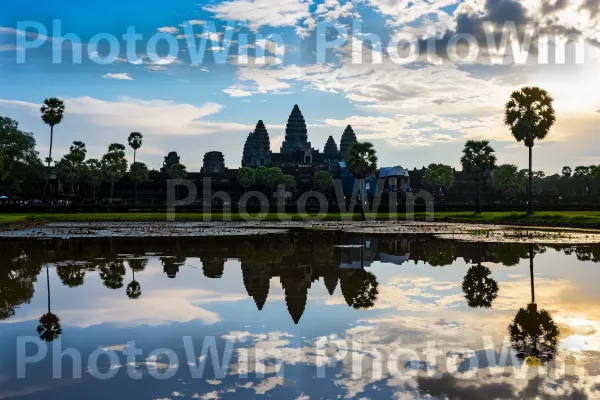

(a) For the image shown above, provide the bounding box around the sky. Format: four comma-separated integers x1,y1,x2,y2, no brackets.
0,0,598,173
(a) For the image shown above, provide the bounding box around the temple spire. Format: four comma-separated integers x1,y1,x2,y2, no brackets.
340,125,357,160
324,135,340,162
280,105,310,153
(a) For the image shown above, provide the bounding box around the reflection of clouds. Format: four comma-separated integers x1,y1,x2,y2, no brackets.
32,288,224,327
326,276,462,312
213,269,600,398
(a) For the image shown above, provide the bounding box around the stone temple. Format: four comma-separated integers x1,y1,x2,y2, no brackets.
242,104,357,169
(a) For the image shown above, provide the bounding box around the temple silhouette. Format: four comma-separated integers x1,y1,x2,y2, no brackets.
0,235,583,328
242,105,358,171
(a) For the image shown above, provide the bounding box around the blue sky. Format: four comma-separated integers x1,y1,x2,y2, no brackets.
0,0,598,172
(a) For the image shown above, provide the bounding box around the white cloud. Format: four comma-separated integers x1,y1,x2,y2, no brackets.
103,73,133,81
157,26,179,34
223,87,254,97
0,96,252,137
204,0,312,31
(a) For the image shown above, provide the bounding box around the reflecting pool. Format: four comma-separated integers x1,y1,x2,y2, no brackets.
1,232,600,399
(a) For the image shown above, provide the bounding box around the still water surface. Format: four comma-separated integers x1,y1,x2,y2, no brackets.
1,232,599,399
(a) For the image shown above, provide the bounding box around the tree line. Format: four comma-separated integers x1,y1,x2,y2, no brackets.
0,86,571,216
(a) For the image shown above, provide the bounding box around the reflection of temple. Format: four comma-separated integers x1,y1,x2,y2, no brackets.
2,235,584,326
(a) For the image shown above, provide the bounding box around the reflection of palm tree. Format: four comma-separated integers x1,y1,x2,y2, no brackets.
462,263,499,308
126,258,146,299
56,265,86,287
37,265,62,342
99,260,127,289
340,270,379,310
351,271,379,310
508,244,559,365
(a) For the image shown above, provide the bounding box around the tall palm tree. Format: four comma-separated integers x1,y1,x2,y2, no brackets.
37,265,62,342
504,87,556,215
128,132,143,164
40,98,65,202
346,142,378,221
460,140,497,214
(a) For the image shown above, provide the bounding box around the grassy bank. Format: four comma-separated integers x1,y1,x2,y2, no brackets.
3,211,600,228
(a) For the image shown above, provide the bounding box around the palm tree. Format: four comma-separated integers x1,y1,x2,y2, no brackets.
40,98,65,202
36,265,62,342
460,140,497,214
346,142,378,221
504,87,556,215
128,132,143,164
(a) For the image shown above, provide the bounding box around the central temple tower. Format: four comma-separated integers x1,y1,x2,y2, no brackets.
280,105,312,153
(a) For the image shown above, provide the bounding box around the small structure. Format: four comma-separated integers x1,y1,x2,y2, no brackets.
378,166,410,193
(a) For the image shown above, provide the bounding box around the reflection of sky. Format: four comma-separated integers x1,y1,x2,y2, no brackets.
1,245,600,399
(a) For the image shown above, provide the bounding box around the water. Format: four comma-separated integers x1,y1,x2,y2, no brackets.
1,232,599,399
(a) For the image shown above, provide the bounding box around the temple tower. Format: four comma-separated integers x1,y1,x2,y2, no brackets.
280,105,311,153
242,120,272,167
323,136,341,163
340,125,357,161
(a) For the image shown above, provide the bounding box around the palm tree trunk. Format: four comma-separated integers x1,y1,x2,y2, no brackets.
529,244,535,304
475,181,481,214
43,125,54,203
527,142,534,216
360,233,365,270
110,181,115,204
133,149,137,164
360,179,366,221
46,265,51,314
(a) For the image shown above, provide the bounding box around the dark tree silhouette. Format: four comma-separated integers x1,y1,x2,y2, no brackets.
460,140,497,214
40,97,65,202
127,132,143,163
509,303,559,365
422,241,456,267
99,260,127,290
0,256,39,320
126,259,146,300
351,271,379,310
36,265,62,342
505,87,556,215
462,263,499,308
345,142,378,221
508,245,559,365
56,265,86,287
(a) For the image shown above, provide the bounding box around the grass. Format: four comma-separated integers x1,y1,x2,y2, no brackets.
3,211,600,228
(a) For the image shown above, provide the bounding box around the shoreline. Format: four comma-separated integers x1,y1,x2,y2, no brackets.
3,211,600,233
2,217,600,244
